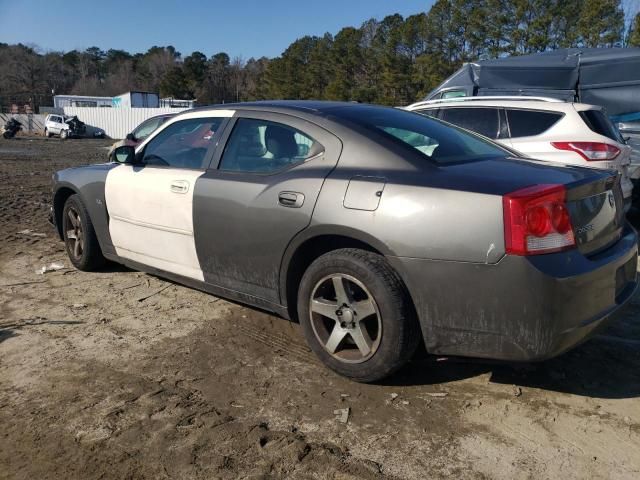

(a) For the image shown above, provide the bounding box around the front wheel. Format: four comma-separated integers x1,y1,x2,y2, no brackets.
60,129,68,139
297,248,420,382
2,131,13,139
62,194,105,271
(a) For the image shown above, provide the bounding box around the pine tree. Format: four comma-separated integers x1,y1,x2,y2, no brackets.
577,0,624,47
628,12,640,46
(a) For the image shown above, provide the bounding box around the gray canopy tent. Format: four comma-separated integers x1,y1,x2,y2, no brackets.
425,48,640,122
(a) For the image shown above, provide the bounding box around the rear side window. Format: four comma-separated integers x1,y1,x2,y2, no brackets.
579,110,624,143
506,109,562,138
440,107,500,139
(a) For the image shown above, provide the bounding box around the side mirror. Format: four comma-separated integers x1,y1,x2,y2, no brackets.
125,133,136,141
113,145,136,164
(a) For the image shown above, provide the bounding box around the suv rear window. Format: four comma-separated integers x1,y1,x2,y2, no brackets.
440,107,500,139
505,109,563,138
579,109,624,143
334,105,509,165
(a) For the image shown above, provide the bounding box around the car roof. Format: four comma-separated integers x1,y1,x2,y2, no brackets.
191,100,360,114
149,113,176,119
180,101,412,128
407,98,601,112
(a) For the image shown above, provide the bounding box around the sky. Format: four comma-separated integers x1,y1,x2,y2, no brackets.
0,0,434,59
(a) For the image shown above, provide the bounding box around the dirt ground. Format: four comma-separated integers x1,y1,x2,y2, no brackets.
1,137,639,480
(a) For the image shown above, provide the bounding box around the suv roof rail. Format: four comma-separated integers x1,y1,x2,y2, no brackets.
408,96,566,108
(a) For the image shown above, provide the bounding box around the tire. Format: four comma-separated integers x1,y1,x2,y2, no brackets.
60,129,68,140
297,248,420,382
2,131,11,139
62,194,105,271
45,128,52,138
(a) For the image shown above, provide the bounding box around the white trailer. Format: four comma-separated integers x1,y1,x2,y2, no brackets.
53,95,113,108
112,91,160,108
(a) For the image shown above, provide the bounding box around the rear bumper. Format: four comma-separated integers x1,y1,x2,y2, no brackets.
392,224,638,361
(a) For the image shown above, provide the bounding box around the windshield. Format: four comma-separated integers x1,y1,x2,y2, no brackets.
333,105,511,164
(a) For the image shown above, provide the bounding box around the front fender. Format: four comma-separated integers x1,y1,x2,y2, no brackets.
52,164,117,255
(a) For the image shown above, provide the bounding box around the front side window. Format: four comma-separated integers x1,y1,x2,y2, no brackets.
141,117,224,169
440,107,500,139
506,109,563,138
219,118,323,173
334,106,509,164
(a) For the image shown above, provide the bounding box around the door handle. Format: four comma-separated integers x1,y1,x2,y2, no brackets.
170,180,189,194
278,191,304,208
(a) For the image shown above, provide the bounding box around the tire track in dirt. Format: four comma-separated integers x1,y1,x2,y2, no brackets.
236,321,316,363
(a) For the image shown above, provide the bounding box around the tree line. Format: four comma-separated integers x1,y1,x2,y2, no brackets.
1,0,639,111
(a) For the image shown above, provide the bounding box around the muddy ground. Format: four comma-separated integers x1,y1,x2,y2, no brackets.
0,137,639,480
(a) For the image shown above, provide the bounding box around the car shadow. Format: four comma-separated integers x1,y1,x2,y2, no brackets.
0,319,84,344
96,262,133,273
382,327,640,399
0,329,18,343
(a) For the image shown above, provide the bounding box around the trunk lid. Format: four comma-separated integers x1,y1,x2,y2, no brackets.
438,156,624,256
566,173,625,256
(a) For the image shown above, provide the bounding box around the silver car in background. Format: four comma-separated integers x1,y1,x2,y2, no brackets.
50,102,638,382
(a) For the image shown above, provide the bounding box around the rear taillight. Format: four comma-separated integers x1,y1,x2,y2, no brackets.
503,184,575,255
551,141,620,161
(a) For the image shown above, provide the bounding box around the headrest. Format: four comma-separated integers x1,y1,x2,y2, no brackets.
265,125,298,158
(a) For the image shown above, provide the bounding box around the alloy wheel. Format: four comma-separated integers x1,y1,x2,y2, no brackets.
309,274,382,363
65,206,84,260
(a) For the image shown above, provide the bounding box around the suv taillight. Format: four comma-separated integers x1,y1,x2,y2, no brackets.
503,184,575,255
551,141,620,161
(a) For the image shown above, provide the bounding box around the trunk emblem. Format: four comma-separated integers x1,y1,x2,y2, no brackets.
577,224,594,235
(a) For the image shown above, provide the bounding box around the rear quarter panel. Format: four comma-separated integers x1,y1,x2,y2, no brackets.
311,173,506,264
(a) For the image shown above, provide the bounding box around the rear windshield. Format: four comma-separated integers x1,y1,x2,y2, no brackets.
579,109,624,143
334,106,510,164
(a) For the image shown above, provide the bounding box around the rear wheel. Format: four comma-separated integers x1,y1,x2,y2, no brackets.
45,128,52,138
297,248,420,382
62,195,105,271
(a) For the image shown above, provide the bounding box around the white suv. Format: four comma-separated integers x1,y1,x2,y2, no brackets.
405,97,634,207
44,114,72,139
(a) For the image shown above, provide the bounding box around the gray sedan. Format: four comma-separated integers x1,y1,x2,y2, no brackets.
50,101,638,382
